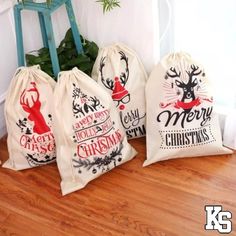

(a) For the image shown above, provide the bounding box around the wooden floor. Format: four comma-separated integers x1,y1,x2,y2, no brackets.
0,136,236,236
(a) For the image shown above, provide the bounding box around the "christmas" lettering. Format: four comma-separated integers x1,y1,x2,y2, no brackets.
165,128,210,146
126,125,146,139
20,132,55,154
77,130,122,158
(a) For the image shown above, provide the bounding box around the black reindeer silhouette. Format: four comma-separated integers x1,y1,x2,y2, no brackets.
99,51,129,90
166,65,202,112
99,51,130,110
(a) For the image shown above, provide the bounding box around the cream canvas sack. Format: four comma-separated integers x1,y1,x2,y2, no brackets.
53,67,137,195
144,52,232,166
3,66,56,170
92,43,148,139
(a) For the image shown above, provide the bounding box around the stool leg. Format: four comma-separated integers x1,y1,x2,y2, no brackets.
14,6,25,66
65,0,84,54
43,13,60,77
38,12,48,48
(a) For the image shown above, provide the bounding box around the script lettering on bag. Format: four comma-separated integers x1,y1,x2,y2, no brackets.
120,108,146,138
20,132,55,154
73,109,123,158
157,107,213,129
156,65,215,149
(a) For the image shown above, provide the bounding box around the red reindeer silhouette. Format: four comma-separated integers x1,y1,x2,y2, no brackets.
20,82,50,134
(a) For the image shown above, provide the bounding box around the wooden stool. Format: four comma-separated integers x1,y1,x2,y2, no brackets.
14,0,84,76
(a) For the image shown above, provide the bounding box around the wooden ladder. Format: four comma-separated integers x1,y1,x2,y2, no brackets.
14,0,84,77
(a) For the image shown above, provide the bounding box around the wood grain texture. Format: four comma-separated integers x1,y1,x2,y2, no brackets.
0,136,235,236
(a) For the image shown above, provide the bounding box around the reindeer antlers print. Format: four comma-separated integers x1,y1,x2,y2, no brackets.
166,67,181,79
100,57,114,91
186,65,202,80
119,51,129,87
99,51,130,90
72,84,102,118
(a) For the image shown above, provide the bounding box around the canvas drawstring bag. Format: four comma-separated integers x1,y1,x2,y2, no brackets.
144,52,232,166
92,43,148,139
53,67,137,195
3,66,56,170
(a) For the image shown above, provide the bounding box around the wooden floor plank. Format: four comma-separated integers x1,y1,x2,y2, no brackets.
0,136,236,235
0,207,72,236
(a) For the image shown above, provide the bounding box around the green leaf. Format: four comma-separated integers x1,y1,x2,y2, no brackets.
26,54,38,65
85,42,99,60
58,54,67,65
57,46,65,55
62,48,77,59
38,47,49,56
40,64,53,77
67,55,91,67
78,62,93,74
64,28,74,43
96,0,120,13
64,42,75,49
60,63,68,70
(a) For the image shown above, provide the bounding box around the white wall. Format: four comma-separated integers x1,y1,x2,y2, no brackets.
0,0,160,138
0,0,17,138
73,0,160,73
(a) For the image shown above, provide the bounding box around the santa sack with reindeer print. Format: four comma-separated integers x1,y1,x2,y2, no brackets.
3,66,56,170
53,67,137,195
144,52,231,166
92,43,148,139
